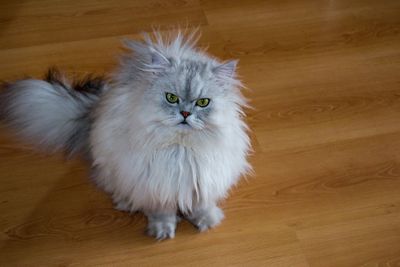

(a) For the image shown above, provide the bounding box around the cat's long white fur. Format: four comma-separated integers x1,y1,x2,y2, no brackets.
1,31,251,239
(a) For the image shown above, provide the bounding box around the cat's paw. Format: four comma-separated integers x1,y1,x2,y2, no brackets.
147,220,176,240
113,196,136,213
146,213,178,240
188,206,224,232
114,201,131,212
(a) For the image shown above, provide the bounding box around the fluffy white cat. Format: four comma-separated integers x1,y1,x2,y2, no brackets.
1,31,251,239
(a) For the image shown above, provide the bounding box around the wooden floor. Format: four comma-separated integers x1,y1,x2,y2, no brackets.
1,1,400,266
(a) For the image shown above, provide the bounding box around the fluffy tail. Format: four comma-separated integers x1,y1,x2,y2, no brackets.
0,68,107,156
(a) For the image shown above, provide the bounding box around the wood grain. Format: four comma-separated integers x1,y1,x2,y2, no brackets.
1,0,399,266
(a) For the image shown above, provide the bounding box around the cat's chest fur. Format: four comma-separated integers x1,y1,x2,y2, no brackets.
91,128,232,213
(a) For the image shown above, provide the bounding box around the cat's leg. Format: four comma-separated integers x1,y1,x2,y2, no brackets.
187,203,224,232
145,210,179,240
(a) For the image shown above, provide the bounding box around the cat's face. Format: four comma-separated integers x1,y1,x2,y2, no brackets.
145,59,237,134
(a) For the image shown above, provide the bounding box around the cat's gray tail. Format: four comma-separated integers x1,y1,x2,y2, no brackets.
0,68,107,156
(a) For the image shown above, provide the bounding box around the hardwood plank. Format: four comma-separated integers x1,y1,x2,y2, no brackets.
0,0,207,49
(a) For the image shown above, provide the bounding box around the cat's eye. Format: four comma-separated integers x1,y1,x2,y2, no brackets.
166,93,179,104
196,98,210,107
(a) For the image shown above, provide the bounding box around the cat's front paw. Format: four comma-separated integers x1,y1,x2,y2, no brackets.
147,220,176,240
146,213,178,240
188,206,224,232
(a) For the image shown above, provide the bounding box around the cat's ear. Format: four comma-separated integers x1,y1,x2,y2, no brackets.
122,39,172,73
213,60,238,79
148,49,172,72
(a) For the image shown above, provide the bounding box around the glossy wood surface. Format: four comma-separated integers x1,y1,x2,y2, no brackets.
0,1,399,266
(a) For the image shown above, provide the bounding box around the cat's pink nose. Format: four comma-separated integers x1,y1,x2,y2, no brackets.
180,111,191,118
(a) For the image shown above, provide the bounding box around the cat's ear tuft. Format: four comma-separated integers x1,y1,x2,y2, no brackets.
213,60,238,78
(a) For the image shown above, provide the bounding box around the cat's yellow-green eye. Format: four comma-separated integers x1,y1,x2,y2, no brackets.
196,98,210,107
166,93,179,104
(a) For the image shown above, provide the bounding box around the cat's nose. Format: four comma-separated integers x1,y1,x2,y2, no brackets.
180,111,191,119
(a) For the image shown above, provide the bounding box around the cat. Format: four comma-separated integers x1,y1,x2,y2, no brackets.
0,30,252,240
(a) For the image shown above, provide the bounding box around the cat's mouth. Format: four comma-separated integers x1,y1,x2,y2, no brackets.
178,120,192,129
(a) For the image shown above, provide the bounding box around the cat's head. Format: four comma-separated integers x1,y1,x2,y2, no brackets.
119,31,246,135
